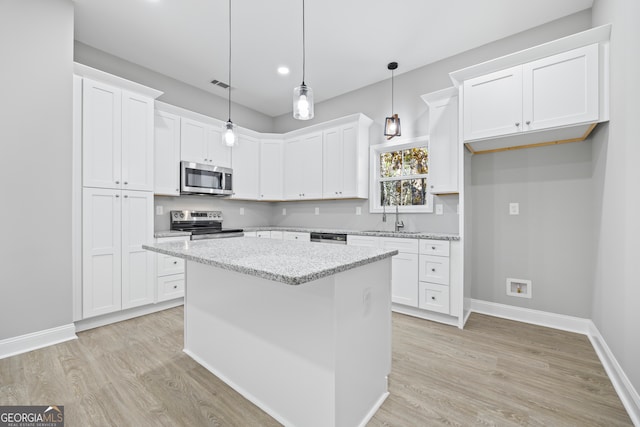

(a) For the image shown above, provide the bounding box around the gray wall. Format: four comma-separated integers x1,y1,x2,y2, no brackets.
592,0,640,397
0,0,74,339
74,42,274,133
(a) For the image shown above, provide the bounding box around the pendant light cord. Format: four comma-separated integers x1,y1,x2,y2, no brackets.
302,0,306,85
391,68,394,114
228,0,232,122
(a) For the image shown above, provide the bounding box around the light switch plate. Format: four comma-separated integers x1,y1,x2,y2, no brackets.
356,206,362,215
315,207,320,215
282,208,286,216
155,205,163,215
435,204,443,215
509,202,519,215
240,207,245,216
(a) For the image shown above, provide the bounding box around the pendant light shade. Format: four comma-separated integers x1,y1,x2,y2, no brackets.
384,62,401,139
222,0,237,146
293,0,314,120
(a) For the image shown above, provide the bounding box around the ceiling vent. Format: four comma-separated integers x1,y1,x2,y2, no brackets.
211,79,230,89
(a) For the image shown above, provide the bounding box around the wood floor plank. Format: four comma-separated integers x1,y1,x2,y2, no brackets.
0,308,632,426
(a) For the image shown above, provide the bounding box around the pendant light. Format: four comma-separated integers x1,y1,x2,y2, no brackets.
384,62,401,139
293,0,314,120
222,0,237,147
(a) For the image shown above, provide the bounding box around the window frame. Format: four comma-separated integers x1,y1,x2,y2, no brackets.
369,136,433,214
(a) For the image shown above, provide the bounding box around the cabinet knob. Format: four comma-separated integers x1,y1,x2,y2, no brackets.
173,285,178,289
526,120,531,125
115,194,120,198
115,180,120,184
173,261,177,264
431,246,436,250
204,158,208,162
124,181,128,185
176,189,179,192
515,122,520,127
124,195,128,198
431,268,436,272
431,296,436,300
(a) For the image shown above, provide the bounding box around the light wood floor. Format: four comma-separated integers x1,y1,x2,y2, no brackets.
0,307,631,426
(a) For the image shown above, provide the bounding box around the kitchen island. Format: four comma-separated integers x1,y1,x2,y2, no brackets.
143,237,398,427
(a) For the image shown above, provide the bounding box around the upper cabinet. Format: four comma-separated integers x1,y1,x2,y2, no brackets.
259,138,284,200
154,110,181,196
451,25,610,154
284,132,324,200
82,79,155,191
422,88,459,194
322,122,368,199
230,134,260,200
181,118,231,167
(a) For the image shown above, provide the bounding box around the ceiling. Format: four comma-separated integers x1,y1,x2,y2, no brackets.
73,0,593,118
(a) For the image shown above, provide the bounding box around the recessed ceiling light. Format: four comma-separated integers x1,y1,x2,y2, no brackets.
277,66,290,75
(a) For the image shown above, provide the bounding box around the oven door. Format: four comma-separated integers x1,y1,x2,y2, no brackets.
180,161,233,196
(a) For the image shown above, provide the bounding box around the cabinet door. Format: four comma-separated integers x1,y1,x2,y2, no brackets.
300,132,324,199
207,126,231,168
82,78,122,189
428,94,459,194
121,91,154,191
284,138,303,199
523,44,599,131
463,66,522,141
154,111,181,195
347,235,380,248
340,124,359,197
259,139,283,200
231,134,260,199
82,187,122,318
322,127,343,198
121,190,155,310
180,118,208,164
392,253,419,307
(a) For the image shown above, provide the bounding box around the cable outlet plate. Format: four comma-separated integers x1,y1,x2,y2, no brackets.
506,278,532,298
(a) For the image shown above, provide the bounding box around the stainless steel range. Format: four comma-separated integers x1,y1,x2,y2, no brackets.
170,210,244,240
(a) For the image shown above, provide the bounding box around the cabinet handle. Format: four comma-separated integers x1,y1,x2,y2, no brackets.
515,122,520,127
526,120,531,125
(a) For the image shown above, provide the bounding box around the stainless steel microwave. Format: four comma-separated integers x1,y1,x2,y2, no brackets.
180,161,233,196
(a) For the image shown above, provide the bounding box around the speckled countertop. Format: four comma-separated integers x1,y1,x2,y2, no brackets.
154,230,191,238
243,226,460,241
143,238,397,286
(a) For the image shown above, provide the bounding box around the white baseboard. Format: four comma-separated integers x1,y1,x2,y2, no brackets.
469,299,591,334
470,299,639,426
588,322,640,426
75,299,183,332
392,303,460,328
0,324,77,360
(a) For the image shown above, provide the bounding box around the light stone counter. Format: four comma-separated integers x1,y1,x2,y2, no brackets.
154,230,191,238
242,226,459,241
143,237,397,285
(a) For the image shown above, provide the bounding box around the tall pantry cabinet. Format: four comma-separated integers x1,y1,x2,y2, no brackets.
74,64,163,320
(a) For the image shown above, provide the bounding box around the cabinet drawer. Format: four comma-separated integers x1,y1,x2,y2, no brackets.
157,253,184,276
244,231,257,237
419,282,450,314
270,231,284,240
419,239,450,257
256,231,271,238
157,274,184,302
283,232,310,242
380,237,419,254
347,235,380,248
419,255,450,285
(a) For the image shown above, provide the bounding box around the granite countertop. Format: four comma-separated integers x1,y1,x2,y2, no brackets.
143,238,398,286
154,230,192,238
243,226,460,241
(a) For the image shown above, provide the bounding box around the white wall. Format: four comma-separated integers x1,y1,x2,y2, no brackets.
74,41,274,133
591,0,640,398
0,0,74,339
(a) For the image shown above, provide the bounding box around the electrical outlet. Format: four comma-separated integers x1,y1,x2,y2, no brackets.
155,205,163,215
282,208,286,216
356,206,362,215
435,204,444,215
240,207,245,216
509,202,519,215
315,207,319,215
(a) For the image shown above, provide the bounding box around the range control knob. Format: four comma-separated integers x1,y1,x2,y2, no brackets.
180,212,185,218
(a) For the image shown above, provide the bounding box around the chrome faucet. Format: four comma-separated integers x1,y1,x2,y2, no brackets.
394,204,404,232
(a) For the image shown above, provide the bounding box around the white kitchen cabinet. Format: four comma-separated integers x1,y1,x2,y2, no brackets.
154,110,181,195
419,255,450,285
231,134,260,199
256,231,271,238
82,187,122,318
283,231,310,241
463,44,599,143
121,190,155,309
418,282,450,314
82,187,154,318
322,123,367,198
244,231,258,237
269,231,284,240
284,133,324,200
82,78,154,191
422,88,459,194
259,138,283,200
181,118,231,167
156,235,188,302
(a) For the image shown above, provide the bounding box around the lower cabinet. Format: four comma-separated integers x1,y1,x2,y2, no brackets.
283,231,310,241
418,240,451,314
82,187,154,319
419,282,450,314
155,235,188,302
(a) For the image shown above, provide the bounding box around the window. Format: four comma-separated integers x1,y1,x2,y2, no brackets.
369,137,433,213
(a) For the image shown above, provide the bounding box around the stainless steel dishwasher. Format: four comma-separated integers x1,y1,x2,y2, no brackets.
309,232,347,245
